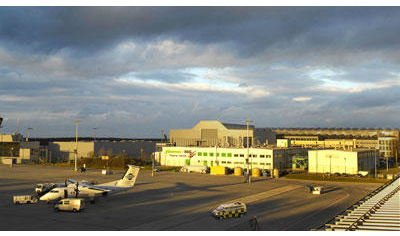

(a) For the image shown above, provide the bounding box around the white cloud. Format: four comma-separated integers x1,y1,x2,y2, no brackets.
292,97,312,102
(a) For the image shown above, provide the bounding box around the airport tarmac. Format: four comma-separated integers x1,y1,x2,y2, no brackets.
0,165,382,231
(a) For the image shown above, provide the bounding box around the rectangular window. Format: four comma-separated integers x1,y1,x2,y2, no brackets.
221,161,226,164
209,152,214,157
222,153,226,157
203,152,207,156
227,153,232,157
240,154,244,157
266,155,271,158
253,162,258,165
260,163,265,165
260,155,265,158
216,153,220,157
198,152,202,156
227,161,232,164
234,154,239,157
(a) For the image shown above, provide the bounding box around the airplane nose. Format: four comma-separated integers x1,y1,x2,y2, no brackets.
39,195,47,201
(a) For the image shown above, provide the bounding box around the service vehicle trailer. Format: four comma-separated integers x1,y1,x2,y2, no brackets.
13,195,38,205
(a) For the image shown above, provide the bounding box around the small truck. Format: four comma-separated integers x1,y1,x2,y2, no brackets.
13,195,38,205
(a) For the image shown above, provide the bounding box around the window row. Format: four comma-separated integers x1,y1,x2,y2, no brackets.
197,152,271,158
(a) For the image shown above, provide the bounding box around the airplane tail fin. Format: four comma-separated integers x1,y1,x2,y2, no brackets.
116,165,141,187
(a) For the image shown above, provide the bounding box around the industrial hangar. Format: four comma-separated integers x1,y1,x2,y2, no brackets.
156,120,383,176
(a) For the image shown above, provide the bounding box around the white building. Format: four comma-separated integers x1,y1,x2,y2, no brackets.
155,145,307,171
308,148,379,175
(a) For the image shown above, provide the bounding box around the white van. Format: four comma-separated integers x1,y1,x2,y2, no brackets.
54,198,85,212
180,165,208,174
13,195,38,204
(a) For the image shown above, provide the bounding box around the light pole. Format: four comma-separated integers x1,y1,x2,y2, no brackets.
27,127,33,142
74,120,80,172
374,150,377,178
245,119,253,184
93,127,98,142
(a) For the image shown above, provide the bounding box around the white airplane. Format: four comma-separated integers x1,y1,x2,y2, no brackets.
40,165,141,202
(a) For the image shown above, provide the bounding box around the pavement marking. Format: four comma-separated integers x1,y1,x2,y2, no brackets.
230,185,303,205
279,191,350,231
122,184,303,231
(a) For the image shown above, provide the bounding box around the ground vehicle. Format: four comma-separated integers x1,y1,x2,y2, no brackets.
211,202,247,220
180,165,208,174
35,183,56,195
13,195,38,204
54,198,85,212
312,186,324,194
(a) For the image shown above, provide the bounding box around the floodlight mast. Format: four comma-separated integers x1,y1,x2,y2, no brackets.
93,127,98,142
74,120,81,172
27,127,33,141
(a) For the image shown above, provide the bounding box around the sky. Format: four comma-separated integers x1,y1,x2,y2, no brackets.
1,6,400,138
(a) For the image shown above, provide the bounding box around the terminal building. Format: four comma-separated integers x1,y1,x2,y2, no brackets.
155,144,307,171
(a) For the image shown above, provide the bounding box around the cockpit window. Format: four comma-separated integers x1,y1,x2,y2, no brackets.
50,190,59,193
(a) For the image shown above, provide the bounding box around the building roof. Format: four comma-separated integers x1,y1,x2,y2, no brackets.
222,123,254,130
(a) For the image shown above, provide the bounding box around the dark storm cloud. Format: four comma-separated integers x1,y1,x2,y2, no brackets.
2,7,400,136
1,7,400,56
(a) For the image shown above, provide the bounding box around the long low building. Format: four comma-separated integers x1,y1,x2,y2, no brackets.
308,148,379,175
48,140,157,162
154,145,307,171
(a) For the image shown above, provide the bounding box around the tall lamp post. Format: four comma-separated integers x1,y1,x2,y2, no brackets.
93,127,98,142
245,119,253,184
27,127,33,142
74,120,80,172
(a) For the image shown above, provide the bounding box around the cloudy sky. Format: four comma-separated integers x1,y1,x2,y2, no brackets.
1,6,400,138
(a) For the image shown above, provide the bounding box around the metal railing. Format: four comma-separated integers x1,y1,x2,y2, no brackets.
313,174,400,231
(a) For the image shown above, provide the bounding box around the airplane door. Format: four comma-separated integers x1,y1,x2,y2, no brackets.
64,189,68,198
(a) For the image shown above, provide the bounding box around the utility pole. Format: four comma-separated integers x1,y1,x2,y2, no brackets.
74,120,80,172
152,153,155,177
